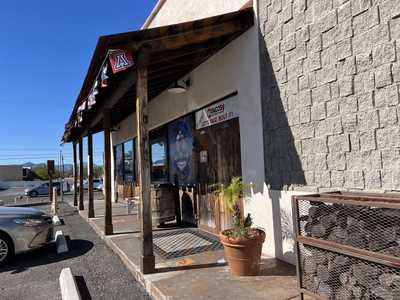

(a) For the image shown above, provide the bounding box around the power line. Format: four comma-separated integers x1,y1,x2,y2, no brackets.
0,152,104,157
0,148,104,151
0,152,104,156
0,155,104,160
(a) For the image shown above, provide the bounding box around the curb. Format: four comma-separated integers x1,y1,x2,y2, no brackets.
77,209,169,300
9,201,52,207
53,215,62,226
59,267,82,300
55,230,69,254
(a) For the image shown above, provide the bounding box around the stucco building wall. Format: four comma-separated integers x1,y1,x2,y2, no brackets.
112,23,265,221
110,1,286,258
258,0,400,262
146,0,250,28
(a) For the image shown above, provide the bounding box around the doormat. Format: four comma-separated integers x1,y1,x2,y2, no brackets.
153,228,223,260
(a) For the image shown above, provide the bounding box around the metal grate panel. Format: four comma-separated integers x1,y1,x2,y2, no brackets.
300,244,400,300
298,199,400,256
153,228,223,260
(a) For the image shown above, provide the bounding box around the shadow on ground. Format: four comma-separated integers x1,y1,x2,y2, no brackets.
0,237,93,274
156,262,226,273
75,275,93,300
259,258,296,277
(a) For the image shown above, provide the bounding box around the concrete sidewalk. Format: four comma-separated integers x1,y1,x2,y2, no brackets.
72,198,305,300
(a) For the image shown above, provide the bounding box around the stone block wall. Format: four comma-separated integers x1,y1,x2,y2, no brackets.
258,0,400,192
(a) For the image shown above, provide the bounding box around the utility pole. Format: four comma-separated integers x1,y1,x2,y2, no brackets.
60,149,64,203
47,160,55,204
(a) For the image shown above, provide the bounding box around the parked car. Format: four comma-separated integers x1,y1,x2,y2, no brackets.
0,181,8,191
24,182,61,197
72,179,103,191
93,178,103,191
0,206,53,265
71,180,87,192
96,183,104,192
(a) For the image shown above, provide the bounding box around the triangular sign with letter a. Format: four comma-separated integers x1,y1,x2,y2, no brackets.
108,49,134,74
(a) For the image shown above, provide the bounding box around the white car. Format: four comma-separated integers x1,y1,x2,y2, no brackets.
72,179,103,191
0,181,8,191
96,183,104,192
93,179,103,191
0,207,54,265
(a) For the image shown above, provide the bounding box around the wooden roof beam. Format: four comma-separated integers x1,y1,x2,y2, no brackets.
149,40,227,65
78,67,137,139
121,18,251,53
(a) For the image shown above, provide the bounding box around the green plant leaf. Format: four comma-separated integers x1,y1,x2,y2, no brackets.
209,177,255,239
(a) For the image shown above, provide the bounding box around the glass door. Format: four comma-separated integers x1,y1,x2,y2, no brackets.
195,118,242,234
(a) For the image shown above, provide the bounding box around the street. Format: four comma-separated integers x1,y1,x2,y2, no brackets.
0,198,151,300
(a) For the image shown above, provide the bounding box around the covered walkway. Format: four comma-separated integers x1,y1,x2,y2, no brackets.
71,196,304,300
63,7,256,274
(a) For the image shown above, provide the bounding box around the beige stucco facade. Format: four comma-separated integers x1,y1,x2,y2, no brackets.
144,0,249,28
110,0,298,264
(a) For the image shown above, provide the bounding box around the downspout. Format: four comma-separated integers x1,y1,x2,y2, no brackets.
142,0,167,29
254,0,278,259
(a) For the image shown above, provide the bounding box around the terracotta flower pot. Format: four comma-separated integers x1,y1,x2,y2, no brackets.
219,228,265,276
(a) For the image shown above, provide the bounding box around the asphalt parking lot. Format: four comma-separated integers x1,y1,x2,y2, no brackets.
0,201,151,300
0,186,54,206
0,187,30,205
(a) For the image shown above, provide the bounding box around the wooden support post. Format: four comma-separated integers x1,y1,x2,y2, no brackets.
52,187,59,216
73,143,78,207
87,134,95,218
48,159,55,203
49,174,53,204
103,109,113,235
136,47,155,274
78,138,85,211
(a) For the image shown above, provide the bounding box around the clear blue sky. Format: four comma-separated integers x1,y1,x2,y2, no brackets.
0,0,157,166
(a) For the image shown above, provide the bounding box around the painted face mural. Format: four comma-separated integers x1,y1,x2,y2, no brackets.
169,116,194,186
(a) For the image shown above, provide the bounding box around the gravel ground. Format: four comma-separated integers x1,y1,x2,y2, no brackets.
0,201,151,300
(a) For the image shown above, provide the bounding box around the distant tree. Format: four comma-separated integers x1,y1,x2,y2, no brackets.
33,164,49,179
82,167,88,178
63,169,74,178
33,164,60,180
59,165,102,179
93,165,103,178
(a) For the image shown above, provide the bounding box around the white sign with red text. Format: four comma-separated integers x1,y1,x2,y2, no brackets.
195,96,239,130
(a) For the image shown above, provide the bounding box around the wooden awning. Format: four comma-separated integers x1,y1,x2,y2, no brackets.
62,7,254,143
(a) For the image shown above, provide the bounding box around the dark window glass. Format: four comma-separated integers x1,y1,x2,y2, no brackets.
150,135,168,183
115,144,124,183
124,140,135,183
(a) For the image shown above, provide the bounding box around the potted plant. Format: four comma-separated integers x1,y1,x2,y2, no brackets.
212,177,265,276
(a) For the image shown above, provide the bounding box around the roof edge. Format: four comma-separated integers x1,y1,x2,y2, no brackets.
142,0,167,29
240,0,254,10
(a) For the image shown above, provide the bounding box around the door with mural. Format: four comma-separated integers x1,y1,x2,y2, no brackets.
195,118,242,234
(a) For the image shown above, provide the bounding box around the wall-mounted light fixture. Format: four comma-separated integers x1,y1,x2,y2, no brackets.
168,78,191,94
111,125,120,132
